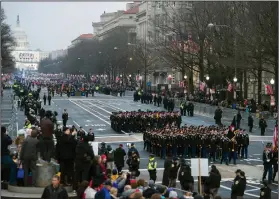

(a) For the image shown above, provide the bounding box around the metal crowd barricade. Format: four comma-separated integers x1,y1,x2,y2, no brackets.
7,89,18,139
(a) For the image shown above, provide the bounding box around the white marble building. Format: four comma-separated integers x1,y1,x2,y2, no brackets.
11,15,49,71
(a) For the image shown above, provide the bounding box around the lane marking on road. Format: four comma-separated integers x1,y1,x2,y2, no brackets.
76,100,110,119
95,135,130,138
245,188,260,192
95,100,126,112
86,101,113,114
220,185,258,198
70,100,110,125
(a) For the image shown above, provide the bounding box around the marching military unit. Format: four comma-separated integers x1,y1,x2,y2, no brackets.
110,111,182,132
133,90,195,114
143,125,250,164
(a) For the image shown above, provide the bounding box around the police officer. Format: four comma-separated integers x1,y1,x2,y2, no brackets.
62,109,68,127
231,171,246,199
259,181,271,199
147,154,157,182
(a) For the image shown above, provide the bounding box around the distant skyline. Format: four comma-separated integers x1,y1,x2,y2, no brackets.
2,2,129,52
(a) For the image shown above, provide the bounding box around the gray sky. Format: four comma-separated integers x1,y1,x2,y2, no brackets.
2,2,128,52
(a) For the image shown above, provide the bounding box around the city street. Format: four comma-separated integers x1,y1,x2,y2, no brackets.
14,90,278,198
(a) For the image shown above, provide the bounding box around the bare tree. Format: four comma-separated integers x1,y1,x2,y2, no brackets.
1,8,16,73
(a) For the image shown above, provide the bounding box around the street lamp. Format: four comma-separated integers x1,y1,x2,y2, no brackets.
233,77,237,82
270,78,275,85
114,47,118,50
99,51,102,54
77,57,81,60
206,76,210,80
120,74,122,78
129,74,132,77
207,23,214,28
184,75,187,79
129,57,133,61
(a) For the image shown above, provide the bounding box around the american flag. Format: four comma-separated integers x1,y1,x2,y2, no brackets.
265,84,273,95
227,80,233,92
272,125,278,149
199,81,206,91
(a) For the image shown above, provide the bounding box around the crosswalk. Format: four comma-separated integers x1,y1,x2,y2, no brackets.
85,124,106,127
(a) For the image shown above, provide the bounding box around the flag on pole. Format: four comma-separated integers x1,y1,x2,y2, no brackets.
199,81,206,91
272,125,278,149
227,80,233,92
265,84,273,95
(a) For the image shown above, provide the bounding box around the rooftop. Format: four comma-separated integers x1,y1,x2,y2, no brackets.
124,5,139,14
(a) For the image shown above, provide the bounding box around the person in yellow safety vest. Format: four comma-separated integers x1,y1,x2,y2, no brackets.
28,93,32,97
147,154,157,182
138,91,141,96
96,86,99,91
24,120,32,129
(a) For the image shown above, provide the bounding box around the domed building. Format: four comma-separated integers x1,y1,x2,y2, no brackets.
11,15,49,71
13,15,29,51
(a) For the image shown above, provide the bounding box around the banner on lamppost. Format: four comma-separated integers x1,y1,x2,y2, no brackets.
270,95,275,106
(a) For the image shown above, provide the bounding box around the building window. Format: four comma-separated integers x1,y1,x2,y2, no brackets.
172,1,176,7
129,16,133,19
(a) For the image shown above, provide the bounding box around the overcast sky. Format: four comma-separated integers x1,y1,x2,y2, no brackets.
2,2,128,52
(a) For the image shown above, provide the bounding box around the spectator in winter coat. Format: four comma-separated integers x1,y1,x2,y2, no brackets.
56,127,77,185
40,111,54,162
41,175,68,199
162,154,172,186
91,155,107,188
74,136,94,189
206,165,221,198
105,145,115,175
95,180,112,199
168,158,180,187
114,144,126,173
76,180,89,199
110,187,118,199
20,129,40,186
1,126,17,185
111,169,119,182
143,180,157,198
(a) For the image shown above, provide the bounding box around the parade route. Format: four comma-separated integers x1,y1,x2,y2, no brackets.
14,91,278,198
